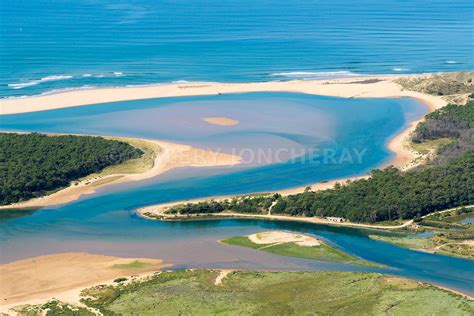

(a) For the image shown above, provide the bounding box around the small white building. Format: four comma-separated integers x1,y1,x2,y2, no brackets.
325,216,346,223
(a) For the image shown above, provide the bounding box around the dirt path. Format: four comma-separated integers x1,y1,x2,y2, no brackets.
214,270,233,286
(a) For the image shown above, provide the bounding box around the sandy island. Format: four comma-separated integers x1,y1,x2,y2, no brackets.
202,116,239,126
0,252,171,312
248,230,321,247
1,136,241,210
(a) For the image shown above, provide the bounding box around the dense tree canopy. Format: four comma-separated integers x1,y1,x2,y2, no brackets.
413,100,474,163
167,153,473,223
0,133,143,205
270,152,473,222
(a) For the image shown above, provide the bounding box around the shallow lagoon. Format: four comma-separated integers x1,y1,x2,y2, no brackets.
1,93,473,295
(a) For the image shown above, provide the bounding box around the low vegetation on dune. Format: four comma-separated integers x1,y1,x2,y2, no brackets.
164,194,279,216
0,133,143,205
396,71,474,97
412,100,474,163
93,137,161,176
12,270,474,315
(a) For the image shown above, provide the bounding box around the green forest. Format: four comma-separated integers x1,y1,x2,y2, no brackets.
412,100,473,164
0,133,143,205
166,99,474,223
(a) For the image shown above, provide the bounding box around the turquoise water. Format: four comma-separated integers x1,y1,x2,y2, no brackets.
461,217,474,224
1,0,473,97
1,93,474,295
1,92,426,186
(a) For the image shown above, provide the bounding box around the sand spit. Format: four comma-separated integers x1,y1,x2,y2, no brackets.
1,137,241,210
0,75,446,115
0,252,171,312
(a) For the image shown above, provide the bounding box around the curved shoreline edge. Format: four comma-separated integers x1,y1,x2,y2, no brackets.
0,74,447,210
0,136,241,210
0,74,445,115
0,253,471,313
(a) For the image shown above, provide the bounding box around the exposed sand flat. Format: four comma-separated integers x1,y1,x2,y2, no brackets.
1,137,241,210
0,252,171,311
248,230,321,246
202,116,239,126
0,75,446,115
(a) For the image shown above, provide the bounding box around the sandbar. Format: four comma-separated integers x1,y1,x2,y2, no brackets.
0,252,171,311
0,75,446,115
248,230,321,246
202,116,239,126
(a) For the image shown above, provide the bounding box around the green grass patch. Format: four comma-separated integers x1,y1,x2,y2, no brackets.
13,270,474,315
75,270,474,315
369,235,435,250
87,137,162,178
13,299,94,316
220,236,262,249
112,261,151,269
411,138,455,154
221,236,382,267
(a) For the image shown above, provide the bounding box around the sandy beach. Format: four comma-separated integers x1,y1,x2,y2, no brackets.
1,136,241,210
0,75,445,115
0,252,171,313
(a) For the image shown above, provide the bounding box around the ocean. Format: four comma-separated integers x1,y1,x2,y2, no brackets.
1,0,473,97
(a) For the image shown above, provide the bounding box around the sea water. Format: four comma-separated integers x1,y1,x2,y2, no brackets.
1,0,473,97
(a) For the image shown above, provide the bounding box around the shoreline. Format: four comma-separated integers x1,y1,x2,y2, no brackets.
0,74,446,115
1,135,241,210
1,252,471,311
0,252,171,312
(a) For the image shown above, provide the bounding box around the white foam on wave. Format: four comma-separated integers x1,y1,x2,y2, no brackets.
269,71,360,79
392,67,409,72
171,80,190,84
8,72,126,89
446,60,458,64
8,75,73,89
